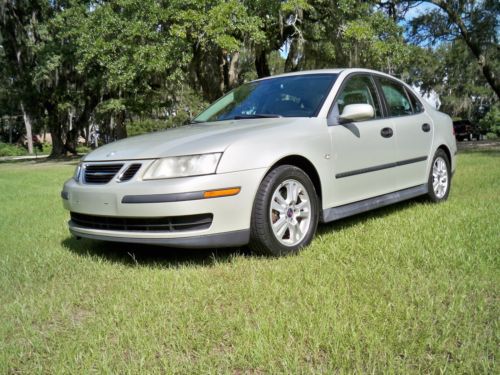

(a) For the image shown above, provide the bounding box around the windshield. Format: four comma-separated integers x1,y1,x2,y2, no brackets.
194,74,338,123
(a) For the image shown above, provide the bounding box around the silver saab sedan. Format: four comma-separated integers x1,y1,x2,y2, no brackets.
62,69,457,256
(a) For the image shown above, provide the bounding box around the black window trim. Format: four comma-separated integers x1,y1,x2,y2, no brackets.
404,86,424,114
327,72,387,126
372,75,389,117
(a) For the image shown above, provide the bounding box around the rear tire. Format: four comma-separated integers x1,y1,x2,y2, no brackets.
249,165,319,256
426,149,451,203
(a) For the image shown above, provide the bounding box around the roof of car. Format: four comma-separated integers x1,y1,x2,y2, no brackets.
256,68,399,81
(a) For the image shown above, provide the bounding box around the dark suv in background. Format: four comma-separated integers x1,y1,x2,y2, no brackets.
453,120,482,141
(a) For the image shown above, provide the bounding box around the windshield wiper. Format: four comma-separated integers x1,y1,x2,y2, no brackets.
232,114,282,120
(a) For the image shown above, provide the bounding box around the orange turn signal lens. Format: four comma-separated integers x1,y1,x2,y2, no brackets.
203,187,241,199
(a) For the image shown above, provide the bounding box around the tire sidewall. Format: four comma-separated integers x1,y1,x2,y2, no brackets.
251,165,319,256
427,150,451,202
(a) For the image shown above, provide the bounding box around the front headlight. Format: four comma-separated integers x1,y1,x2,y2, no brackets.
73,163,82,181
143,153,222,180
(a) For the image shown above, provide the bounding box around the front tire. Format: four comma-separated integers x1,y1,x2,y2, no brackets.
249,165,319,256
427,149,451,202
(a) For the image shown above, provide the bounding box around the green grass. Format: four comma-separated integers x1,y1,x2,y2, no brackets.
0,150,498,373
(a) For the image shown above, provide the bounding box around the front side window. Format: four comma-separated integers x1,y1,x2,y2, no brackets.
379,78,413,117
331,75,382,121
194,74,338,123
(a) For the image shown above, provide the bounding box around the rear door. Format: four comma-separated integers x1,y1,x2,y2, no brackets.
327,74,399,206
376,77,433,190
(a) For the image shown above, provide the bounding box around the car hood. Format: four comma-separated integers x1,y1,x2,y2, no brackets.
83,118,301,161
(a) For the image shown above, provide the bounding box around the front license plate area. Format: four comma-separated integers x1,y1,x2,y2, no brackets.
70,191,117,215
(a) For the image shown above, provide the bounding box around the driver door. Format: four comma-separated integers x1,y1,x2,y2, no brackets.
327,74,399,206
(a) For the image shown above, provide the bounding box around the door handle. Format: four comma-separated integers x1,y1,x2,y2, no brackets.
422,123,431,132
380,127,393,138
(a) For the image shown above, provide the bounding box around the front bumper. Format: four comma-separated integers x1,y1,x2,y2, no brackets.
62,166,267,247
69,228,251,248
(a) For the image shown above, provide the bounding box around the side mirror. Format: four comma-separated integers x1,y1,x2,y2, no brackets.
339,104,374,123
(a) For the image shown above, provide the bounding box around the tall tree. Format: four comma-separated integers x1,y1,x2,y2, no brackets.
180,0,264,100
407,0,500,98
0,0,98,157
244,0,310,77
34,0,99,155
310,1,410,72
404,41,497,122
78,0,263,109
0,0,47,154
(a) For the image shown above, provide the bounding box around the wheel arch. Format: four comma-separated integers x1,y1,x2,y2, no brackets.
268,155,323,201
437,144,452,165
428,144,454,182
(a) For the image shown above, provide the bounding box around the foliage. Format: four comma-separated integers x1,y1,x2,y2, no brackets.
485,133,498,140
407,0,500,98
127,119,177,137
41,142,52,155
0,0,498,156
0,142,27,157
0,149,499,372
425,41,496,121
342,10,410,73
76,144,91,154
479,104,500,135
0,140,51,157
256,1,412,74
400,0,499,125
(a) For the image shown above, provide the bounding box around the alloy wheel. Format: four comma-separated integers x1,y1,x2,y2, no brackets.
432,156,449,199
269,179,312,246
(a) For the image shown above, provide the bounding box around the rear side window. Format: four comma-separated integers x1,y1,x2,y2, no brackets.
379,78,413,117
406,88,424,113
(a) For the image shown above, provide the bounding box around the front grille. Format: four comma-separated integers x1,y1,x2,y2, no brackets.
70,212,213,232
119,163,142,182
84,164,124,184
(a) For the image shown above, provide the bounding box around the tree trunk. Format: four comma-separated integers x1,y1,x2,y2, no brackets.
255,49,270,78
114,111,127,140
227,51,240,89
64,108,78,154
86,124,91,145
20,101,33,154
8,118,13,144
45,102,69,158
285,38,304,72
48,113,65,157
64,110,78,156
192,44,224,101
219,49,226,95
74,93,99,146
